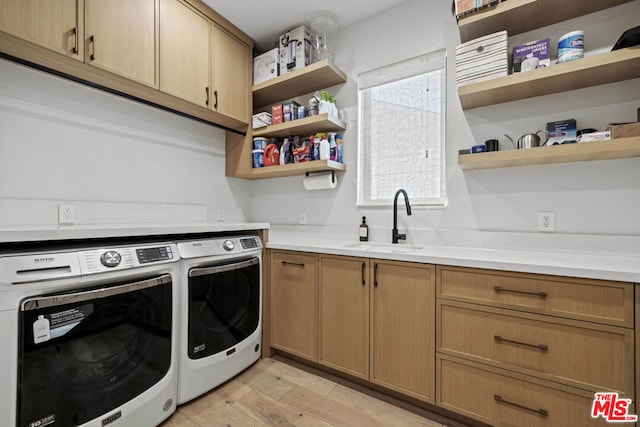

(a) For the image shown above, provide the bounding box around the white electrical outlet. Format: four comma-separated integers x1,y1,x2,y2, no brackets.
217,209,225,222
58,204,75,224
299,211,307,225
538,212,555,232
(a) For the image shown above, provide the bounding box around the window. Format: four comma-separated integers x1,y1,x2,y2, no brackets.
357,49,446,207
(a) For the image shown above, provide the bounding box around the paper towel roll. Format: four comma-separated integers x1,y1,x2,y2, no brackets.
303,172,337,190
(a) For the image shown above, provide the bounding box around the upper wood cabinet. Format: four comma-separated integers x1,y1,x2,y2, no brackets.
212,24,251,123
159,0,210,107
0,0,83,60
85,0,158,88
0,0,252,131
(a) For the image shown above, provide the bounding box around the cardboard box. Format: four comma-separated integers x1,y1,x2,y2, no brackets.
546,119,577,145
271,104,283,125
253,48,279,85
282,100,300,122
578,131,611,143
279,25,313,74
513,38,550,73
605,123,640,139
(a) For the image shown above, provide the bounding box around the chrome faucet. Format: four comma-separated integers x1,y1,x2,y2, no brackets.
392,189,412,243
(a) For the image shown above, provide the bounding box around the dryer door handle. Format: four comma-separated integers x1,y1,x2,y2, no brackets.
189,257,260,278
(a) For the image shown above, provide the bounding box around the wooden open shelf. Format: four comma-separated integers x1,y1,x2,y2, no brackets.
458,0,633,43
458,137,640,170
232,160,346,180
458,47,640,110
253,113,346,139
253,59,347,108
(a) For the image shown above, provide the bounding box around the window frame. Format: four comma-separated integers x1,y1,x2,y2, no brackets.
356,49,447,208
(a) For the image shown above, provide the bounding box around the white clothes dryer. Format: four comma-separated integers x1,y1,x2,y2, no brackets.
176,235,262,404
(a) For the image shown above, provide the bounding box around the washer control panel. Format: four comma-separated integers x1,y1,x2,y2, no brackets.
80,243,177,274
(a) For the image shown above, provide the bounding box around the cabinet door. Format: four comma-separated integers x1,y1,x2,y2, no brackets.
159,0,209,107
0,0,82,60
85,0,158,87
371,260,435,403
319,255,370,380
270,251,318,362
212,24,250,123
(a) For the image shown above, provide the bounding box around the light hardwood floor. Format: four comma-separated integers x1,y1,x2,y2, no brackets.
162,357,466,427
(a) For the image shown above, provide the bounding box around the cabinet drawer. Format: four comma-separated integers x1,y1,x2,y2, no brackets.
436,266,633,327
437,301,634,396
437,355,615,427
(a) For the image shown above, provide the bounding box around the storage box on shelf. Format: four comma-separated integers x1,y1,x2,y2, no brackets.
226,59,348,179
455,0,640,170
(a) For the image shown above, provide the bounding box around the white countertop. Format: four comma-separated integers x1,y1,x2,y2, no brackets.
0,222,270,243
267,235,640,283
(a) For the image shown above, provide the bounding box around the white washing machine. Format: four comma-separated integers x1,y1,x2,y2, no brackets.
0,241,180,427
176,235,262,404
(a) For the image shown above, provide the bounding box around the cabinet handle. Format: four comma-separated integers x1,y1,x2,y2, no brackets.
281,261,305,267
71,27,78,54
374,263,378,287
494,395,548,417
214,90,218,109
361,262,366,285
494,335,548,351
205,87,210,106
494,286,547,298
89,35,95,60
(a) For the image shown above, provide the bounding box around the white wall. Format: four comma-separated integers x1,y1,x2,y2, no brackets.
249,0,640,255
0,59,252,227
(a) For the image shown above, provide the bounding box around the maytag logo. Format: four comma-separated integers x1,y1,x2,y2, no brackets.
33,257,55,264
102,411,121,426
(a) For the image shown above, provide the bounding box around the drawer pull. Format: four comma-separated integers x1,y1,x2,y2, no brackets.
361,262,366,285
494,395,548,417
494,335,548,351
281,261,305,267
494,286,547,298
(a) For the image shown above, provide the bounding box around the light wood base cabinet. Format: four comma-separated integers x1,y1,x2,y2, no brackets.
436,265,636,425
319,255,370,380
438,354,612,426
270,250,318,362
370,260,435,403
438,300,634,397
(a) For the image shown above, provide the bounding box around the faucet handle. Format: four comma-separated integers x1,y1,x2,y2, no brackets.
395,233,406,242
